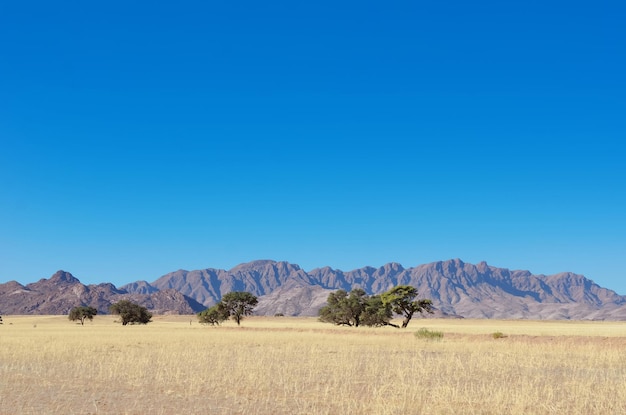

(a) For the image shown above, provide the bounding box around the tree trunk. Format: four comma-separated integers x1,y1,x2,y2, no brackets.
401,310,415,328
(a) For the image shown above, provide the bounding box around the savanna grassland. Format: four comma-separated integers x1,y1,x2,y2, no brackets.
1,315,626,414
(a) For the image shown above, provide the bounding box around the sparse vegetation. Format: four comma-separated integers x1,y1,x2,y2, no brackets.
109,300,152,325
381,285,433,328
414,327,444,340
198,291,258,326
319,285,432,328
197,304,229,326
2,316,626,414
221,291,258,326
68,306,98,325
492,331,507,339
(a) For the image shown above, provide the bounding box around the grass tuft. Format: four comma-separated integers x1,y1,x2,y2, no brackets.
414,327,444,341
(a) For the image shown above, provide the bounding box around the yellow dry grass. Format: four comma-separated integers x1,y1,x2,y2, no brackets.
1,315,626,414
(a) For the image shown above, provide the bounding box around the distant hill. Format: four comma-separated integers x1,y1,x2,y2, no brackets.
2,259,626,319
0,270,204,315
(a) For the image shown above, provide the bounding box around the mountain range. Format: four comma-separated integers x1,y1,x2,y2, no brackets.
1,259,625,320
0,270,204,315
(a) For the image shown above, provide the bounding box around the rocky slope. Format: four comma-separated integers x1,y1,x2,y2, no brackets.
0,271,204,315
3,260,625,319
121,259,626,320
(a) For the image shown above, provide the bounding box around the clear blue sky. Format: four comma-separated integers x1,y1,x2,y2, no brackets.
1,1,625,293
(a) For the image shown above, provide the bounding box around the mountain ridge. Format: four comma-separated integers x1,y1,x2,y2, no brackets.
126,258,626,319
0,271,204,315
1,259,625,319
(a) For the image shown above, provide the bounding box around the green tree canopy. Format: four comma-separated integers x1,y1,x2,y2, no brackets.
220,291,258,326
68,306,98,325
319,289,350,326
319,286,432,329
318,288,369,327
381,285,433,328
197,303,229,326
360,295,393,327
109,300,152,325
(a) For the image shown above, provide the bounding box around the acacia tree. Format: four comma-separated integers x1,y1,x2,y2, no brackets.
319,286,432,328
381,285,433,328
0,315,3,324
318,288,368,327
68,306,98,325
109,300,152,325
319,289,351,326
360,295,393,327
197,303,229,326
220,291,258,326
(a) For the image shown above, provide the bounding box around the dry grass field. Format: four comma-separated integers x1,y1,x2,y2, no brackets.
1,315,626,414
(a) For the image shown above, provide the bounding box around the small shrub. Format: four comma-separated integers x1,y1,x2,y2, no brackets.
414,328,444,341
492,331,507,339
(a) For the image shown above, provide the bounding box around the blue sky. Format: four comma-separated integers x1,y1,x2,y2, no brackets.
1,1,625,293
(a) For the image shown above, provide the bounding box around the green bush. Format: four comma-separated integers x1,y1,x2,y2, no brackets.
414,328,444,341
492,331,507,339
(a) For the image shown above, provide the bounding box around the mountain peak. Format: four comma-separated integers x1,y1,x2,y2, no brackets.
229,260,277,272
380,262,404,272
229,260,301,273
49,270,80,285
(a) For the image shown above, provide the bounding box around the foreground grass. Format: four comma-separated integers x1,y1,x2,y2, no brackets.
1,316,626,414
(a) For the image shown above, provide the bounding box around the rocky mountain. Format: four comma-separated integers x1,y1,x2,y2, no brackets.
3,260,625,319
123,260,315,306
120,280,159,295
0,270,204,315
115,289,206,315
119,259,626,320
